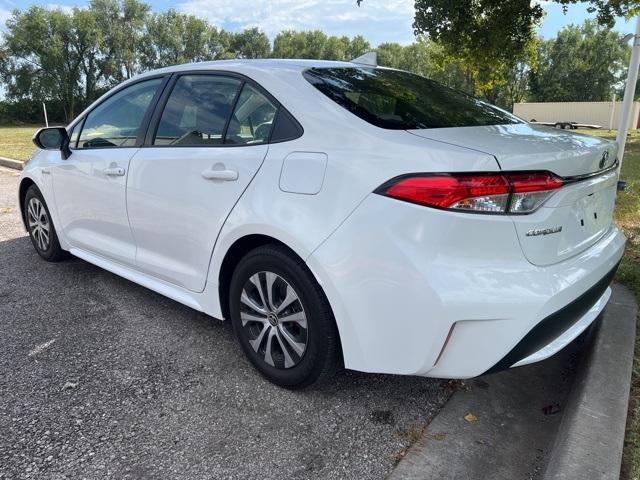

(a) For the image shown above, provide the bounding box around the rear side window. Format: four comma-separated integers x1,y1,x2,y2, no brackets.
303,67,522,130
224,83,277,145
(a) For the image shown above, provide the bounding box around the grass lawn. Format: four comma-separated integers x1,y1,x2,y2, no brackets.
0,125,44,161
1,125,640,475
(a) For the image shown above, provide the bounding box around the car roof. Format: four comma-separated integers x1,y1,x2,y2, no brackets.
136,59,361,79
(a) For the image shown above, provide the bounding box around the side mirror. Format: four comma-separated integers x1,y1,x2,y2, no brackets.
32,127,72,160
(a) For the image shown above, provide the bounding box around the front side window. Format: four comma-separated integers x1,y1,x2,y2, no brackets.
303,67,522,130
153,75,242,146
77,78,163,148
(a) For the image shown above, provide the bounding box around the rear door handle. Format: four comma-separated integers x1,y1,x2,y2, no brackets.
103,167,125,176
200,169,238,181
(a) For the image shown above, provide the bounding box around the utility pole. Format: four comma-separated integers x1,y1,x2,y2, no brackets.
616,14,640,173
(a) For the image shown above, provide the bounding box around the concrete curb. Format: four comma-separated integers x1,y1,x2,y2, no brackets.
0,157,24,170
543,282,637,479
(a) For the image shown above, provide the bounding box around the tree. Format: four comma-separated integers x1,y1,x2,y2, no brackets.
272,30,328,59
229,27,271,59
272,31,364,61
322,35,349,60
375,42,405,69
0,6,97,120
528,20,627,102
89,0,151,83
142,9,214,69
416,0,542,91
359,0,638,94
344,35,371,60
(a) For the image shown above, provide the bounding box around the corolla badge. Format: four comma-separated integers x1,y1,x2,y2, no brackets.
599,151,610,169
526,226,563,237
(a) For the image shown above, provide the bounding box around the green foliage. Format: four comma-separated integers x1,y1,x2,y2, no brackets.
357,0,638,96
529,20,627,102
272,31,370,61
89,0,152,82
230,27,271,59
1,6,91,119
141,9,214,69
273,30,328,59
412,0,542,91
3,0,635,124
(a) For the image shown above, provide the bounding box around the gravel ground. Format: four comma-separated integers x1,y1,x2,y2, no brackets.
0,166,451,480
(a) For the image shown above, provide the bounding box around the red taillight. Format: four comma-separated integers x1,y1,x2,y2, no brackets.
376,172,565,214
507,173,564,193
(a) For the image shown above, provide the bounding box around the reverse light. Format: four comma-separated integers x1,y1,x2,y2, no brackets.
375,172,565,214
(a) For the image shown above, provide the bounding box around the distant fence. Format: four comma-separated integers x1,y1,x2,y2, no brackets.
513,102,640,129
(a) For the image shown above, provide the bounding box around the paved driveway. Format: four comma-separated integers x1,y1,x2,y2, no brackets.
0,167,449,479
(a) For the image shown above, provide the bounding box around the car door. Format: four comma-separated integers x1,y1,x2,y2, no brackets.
127,74,277,292
51,77,165,265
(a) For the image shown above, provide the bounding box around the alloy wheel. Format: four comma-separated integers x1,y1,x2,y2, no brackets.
27,197,51,252
238,271,308,369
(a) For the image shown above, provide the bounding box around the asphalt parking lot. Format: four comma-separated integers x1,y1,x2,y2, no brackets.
0,166,450,479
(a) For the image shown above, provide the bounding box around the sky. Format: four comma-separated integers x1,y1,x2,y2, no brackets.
0,0,635,47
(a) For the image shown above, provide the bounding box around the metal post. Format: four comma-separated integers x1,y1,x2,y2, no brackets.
616,14,640,173
609,93,616,131
42,102,49,128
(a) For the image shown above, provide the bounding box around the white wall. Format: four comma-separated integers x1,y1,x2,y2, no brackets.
513,102,640,129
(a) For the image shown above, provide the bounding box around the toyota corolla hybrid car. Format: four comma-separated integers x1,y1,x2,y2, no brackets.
20,55,625,389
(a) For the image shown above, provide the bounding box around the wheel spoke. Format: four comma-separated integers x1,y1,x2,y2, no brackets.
263,328,277,367
241,283,267,314
27,201,38,224
240,311,267,326
40,225,50,246
38,229,48,250
277,324,306,358
279,310,307,329
249,273,269,312
265,272,278,311
249,324,270,354
275,285,298,315
274,329,297,368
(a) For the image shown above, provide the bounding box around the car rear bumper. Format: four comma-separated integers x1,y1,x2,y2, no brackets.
309,194,626,378
482,263,617,375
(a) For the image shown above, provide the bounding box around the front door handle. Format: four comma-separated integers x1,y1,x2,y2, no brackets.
103,167,125,176
200,169,238,181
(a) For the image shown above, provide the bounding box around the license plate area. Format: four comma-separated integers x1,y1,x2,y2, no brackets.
513,184,616,266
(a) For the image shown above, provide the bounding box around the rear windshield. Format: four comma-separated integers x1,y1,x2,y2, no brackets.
303,67,522,130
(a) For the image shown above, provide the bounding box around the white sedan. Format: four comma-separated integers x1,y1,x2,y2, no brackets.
20,56,625,389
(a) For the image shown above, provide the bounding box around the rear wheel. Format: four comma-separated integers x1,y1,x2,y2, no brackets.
24,185,67,262
229,245,342,389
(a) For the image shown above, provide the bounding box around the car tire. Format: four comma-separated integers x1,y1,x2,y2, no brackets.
24,185,67,262
229,245,342,389
554,123,563,129
563,123,573,130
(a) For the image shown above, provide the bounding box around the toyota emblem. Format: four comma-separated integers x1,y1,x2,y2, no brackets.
599,151,609,169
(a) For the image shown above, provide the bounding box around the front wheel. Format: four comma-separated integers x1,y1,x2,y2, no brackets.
229,245,342,389
24,185,67,262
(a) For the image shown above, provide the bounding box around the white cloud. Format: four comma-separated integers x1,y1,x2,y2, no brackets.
176,0,416,46
46,3,75,14
0,7,12,25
